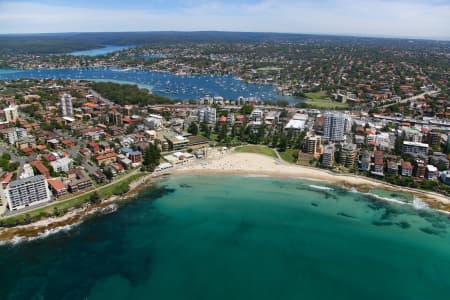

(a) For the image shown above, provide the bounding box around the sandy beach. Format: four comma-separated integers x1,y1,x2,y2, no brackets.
174,152,450,207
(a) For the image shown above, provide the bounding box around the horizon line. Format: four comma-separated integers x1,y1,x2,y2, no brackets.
0,30,449,42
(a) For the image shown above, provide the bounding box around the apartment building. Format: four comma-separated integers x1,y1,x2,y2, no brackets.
323,112,352,142
4,175,52,211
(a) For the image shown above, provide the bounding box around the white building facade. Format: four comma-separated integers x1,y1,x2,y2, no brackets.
323,112,352,142
4,175,52,211
198,107,216,124
61,94,73,117
4,105,19,123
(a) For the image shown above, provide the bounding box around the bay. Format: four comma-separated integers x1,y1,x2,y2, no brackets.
0,67,294,102
70,45,133,56
1,175,449,300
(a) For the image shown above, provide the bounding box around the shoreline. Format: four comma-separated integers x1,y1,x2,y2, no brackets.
172,152,450,209
1,152,449,243
0,172,156,243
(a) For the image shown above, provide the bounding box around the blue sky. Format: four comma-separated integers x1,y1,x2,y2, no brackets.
0,0,449,39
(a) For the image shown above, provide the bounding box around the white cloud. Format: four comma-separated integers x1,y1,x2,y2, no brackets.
0,1,449,39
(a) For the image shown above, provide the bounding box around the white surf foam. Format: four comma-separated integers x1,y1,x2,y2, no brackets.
0,222,82,246
412,197,429,210
308,185,334,191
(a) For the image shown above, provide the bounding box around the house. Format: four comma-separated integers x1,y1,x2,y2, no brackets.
82,127,104,141
43,153,58,162
401,161,413,177
79,147,92,157
47,178,68,197
99,142,112,153
47,138,60,149
440,171,450,185
118,157,133,169
67,169,92,193
386,161,399,175
62,139,75,148
129,151,143,164
87,142,100,154
0,172,13,189
426,165,438,180
414,160,426,178
30,160,51,178
95,152,117,165
359,150,371,172
373,151,384,175
144,114,164,129
111,163,125,174
16,136,36,150
120,147,133,156
373,158,384,175
50,157,72,173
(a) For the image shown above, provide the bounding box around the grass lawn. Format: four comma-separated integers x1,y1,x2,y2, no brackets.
0,173,147,226
257,66,283,71
305,92,349,109
279,149,299,163
235,145,277,158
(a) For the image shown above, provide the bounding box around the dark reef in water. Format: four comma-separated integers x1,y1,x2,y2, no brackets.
420,227,442,236
372,221,394,226
179,184,192,188
397,221,411,229
141,186,176,200
337,212,356,219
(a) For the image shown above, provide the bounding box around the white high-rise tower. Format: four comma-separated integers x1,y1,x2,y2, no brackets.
323,112,351,142
61,94,73,117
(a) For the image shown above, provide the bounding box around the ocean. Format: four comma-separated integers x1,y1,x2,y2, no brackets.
1,175,449,299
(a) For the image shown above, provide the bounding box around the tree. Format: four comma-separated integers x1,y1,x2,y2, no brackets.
271,134,279,148
276,100,289,107
53,207,61,217
89,192,101,205
240,104,254,115
278,136,288,152
394,136,404,155
218,124,228,142
188,122,199,135
104,168,114,180
143,143,161,172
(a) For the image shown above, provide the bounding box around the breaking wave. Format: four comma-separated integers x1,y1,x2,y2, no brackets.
0,222,82,246
412,197,429,210
308,185,334,191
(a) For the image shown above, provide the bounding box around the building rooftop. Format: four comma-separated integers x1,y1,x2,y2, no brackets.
9,175,46,188
47,178,66,191
403,141,429,147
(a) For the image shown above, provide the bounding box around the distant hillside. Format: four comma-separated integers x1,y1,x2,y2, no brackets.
90,81,174,106
1,31,449,55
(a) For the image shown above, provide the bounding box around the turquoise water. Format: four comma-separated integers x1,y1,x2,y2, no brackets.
70,45,133,56
1,175,450,299
0,67,293,101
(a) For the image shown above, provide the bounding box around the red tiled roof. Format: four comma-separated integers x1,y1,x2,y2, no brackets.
30,160,50,178
43,154,57,162
96,152,117,161
402,161,412,169
0,172,13,184
47,179,66,191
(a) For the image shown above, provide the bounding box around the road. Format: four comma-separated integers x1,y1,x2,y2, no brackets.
379,89,439,108
52,129,99,176
89,89,114,106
